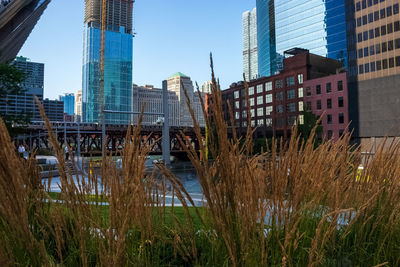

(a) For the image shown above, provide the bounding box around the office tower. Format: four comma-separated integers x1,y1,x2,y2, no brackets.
0,56,44,121
0,0,51,63
43,98,64,122
75,90,82,122
349,0,400,144
82,0,134,124
242,8,259,81
132,84,180,126
201,81,212,94
166,72,205,127
59,93,75,116
256,0,348,77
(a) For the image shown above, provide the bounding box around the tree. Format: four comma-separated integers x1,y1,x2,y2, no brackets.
0,63,29,136
298,110,323,143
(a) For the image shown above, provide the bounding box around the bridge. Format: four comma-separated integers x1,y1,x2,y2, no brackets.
16,121,205,159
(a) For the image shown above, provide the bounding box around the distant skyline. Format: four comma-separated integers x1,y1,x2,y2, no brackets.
18,0,255,100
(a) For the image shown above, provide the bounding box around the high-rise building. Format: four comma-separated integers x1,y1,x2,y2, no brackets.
242,8,259,81
59,93,75,116
201,81,212,94
43,98,64,122
0,56,44,121
82,0,134,124
256,0,348,77
75,90,82,122
167,72,205,127
348,0,400,144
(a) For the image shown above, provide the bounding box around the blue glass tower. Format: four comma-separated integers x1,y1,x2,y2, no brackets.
257,0,348,77
82,0,133,124
59,93,75,116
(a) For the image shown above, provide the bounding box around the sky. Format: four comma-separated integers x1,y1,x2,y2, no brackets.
19,0,255,100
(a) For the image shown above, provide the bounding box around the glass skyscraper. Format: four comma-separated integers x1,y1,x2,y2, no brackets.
257,0,348,77
59,93,75,116
242,8,259,81
82,0,133,124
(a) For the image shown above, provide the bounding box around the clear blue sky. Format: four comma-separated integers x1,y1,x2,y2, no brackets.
19,0,255,100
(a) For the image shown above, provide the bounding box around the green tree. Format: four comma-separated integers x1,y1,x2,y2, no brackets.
0,63,29,136
298,110,323,143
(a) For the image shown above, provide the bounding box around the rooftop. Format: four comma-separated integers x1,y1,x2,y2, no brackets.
168,72,189,79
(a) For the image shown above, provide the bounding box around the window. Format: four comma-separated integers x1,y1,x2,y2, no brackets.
251,109,255,118
242,110,247,118
327,115,332,125
306,102,312,111
249,86,254,95
298,74,304,84
265,81,272,91
338,81,343,91
257,96,263,105
266,94,272,103
327,130,333,139
327,99,332,109
359,64,364,74
298,87,303,98
306,87,312,96
394,4,399,14
358,33,363,42
377,60,382,70
364,47,369,57
389,57,394,68
258,119,264,126
374,10,379,21
287,116,297,126
358,49,363,58
287,89,295,100
286,76,295,86
256,84,263,93
286,103,296,112
368,13,373,23
368,0,372,7
235,112,240,119
242,99,247,107
338,97,344,107
250,98,255,106
371,61,376,72
235,101,240,109
251,120,255,127
299,115,304,125
339,113,345,124
357,17,362,27
381,25,386,35
277,105,283,113
356,2,361,11
380,8,386,19
363,31,368,41
375,27,380,37
388,40,394,51
382,42,387,52
383,59,388,69
396,38,400,49
326,82,332,93
257,108,263,117
387,6,392,17
234,91,239,99
316,85,321,95
395,21,400,32
266,106,273,115
362,15,367,25
365,63,370,73
317,100,322,110
396,56,400,67
376,43,381,54
299,101,304,112
370,45,375,55
266,118,272,126
242,121,247,127
275,80,283,89
276,92,284,101
369,29,374,39
388,23,393,34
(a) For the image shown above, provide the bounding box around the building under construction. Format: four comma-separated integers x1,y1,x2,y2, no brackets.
82,0,134,124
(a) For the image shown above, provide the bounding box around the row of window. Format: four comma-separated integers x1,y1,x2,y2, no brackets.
359,56,400,73
234,74,304,99
357,21,400,43
238,115,306,128
356,0,386,11
356,4,399,27
358,38,400,58
305,97,345,111
305,80,344,96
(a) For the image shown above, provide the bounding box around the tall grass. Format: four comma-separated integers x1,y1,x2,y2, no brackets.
0,58,400,266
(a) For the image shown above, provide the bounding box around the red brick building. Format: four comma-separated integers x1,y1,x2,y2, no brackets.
221,49,345,139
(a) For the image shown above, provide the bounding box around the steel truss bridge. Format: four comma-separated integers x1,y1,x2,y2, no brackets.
17,121,205,157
